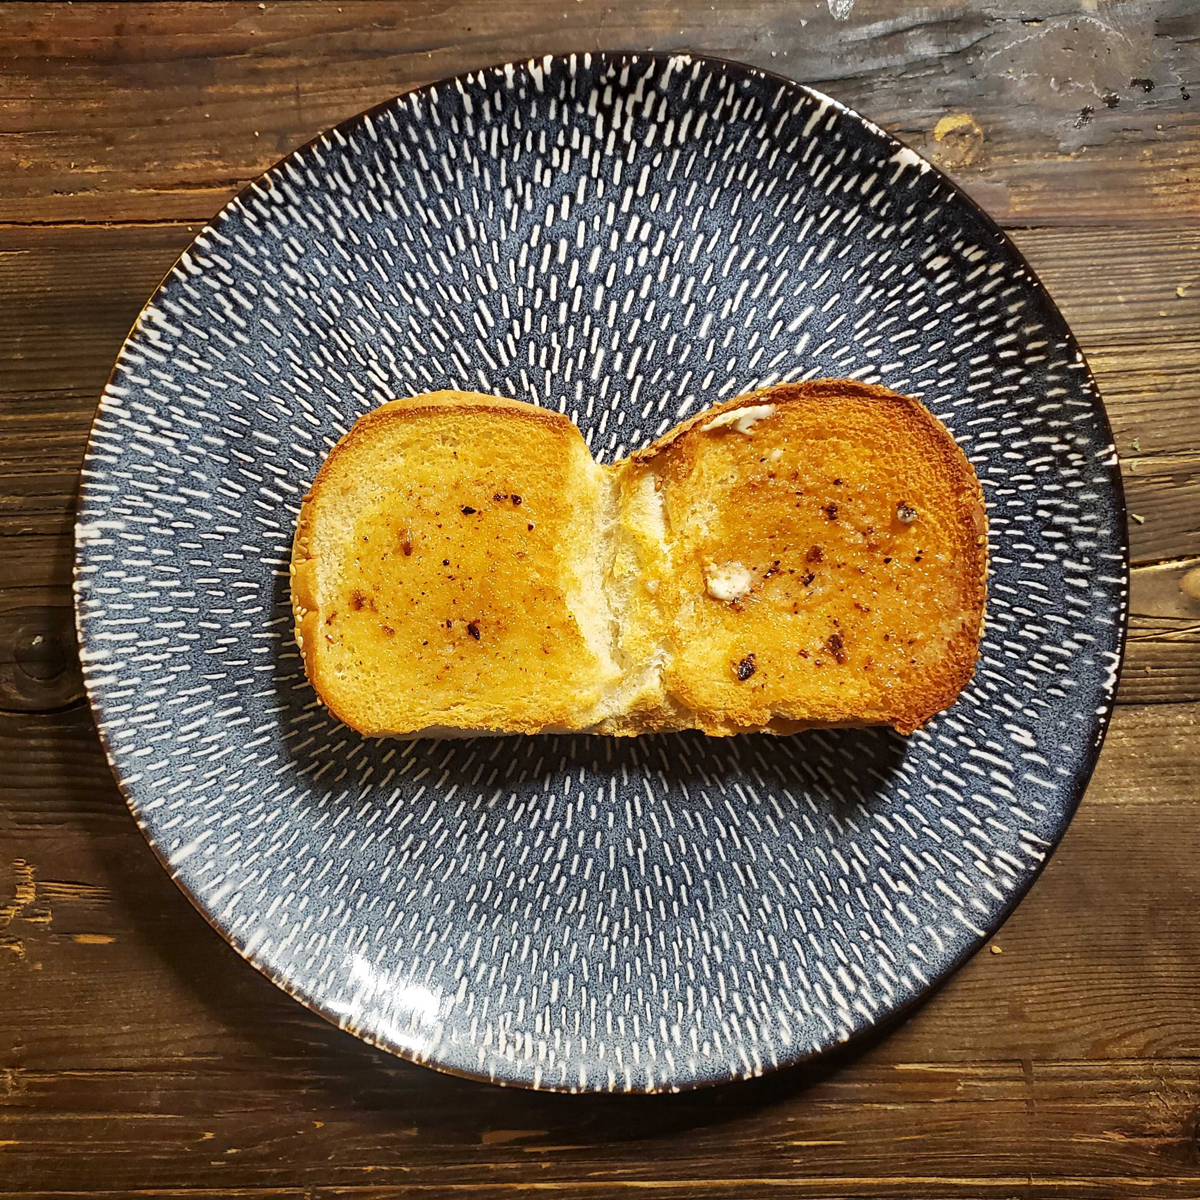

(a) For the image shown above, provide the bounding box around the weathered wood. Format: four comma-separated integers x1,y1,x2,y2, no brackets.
0,596,1191,713
0,1,1197,229
2,224,1198,561
2,2,1198,1196
3,785,1200,1190
1,1056,1199,1195
2,704,1197,1067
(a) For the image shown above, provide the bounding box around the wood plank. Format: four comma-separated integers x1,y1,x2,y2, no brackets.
3,1184,1200,1200
1,1057,1199,1196
1132,558,1200,619
1,706,1197,1078
2,224,1197,562
1009,227,1200,465
1119,559,1200,706
0,2,1196,229
1,592,1191,712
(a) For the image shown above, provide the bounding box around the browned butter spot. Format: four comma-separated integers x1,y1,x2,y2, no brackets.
826,632,847,664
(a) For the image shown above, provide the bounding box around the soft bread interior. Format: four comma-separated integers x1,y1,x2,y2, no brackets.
292,384,986,737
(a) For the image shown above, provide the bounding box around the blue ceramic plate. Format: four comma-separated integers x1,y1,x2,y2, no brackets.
75,53,1127,1092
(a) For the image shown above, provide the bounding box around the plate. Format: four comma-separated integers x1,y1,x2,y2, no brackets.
75,53,1127,1092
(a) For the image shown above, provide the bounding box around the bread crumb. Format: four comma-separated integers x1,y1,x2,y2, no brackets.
990,945,1003,955
1131,513,1145,524
645,578,659,594
704,561,754,602
768,447,784,462
701,404,776,434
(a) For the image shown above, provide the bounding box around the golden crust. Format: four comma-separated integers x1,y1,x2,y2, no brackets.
293,383,987,738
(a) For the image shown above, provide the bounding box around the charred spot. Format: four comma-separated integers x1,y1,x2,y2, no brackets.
325,611,337,624
824,502,839,521
735,653,757,681
493,492,508,502
1131,77,1155,92
467,621,481,640
461,505,477,515
400,530,413,556
800,570,816,587
527,523,535,531
884,556,892,564
511,495,522,506
833,477,842,485
1075,105,1094,128
798,648,810,659
1103,91,1120,108
827,632,847,664
807,545,824,563
442,559,450,566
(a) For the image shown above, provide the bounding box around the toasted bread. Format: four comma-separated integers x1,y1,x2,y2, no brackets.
291,392,622,735
626,380,988,736
292,383,986,737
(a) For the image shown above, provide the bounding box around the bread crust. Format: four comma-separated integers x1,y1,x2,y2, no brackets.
292,383,987,738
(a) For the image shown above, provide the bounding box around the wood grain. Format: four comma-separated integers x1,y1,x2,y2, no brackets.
1,1,1197,229
2,223,1198,561
1,2,1198,1197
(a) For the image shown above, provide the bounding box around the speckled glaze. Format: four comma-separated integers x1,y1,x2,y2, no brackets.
74,53,1127,1092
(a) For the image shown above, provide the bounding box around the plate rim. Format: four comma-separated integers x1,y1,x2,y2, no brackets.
73,49,1131,1094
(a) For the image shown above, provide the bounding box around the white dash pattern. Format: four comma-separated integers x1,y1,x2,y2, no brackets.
74,54,1127,1093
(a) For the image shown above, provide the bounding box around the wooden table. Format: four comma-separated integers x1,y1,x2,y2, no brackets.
2,3,1198,1196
